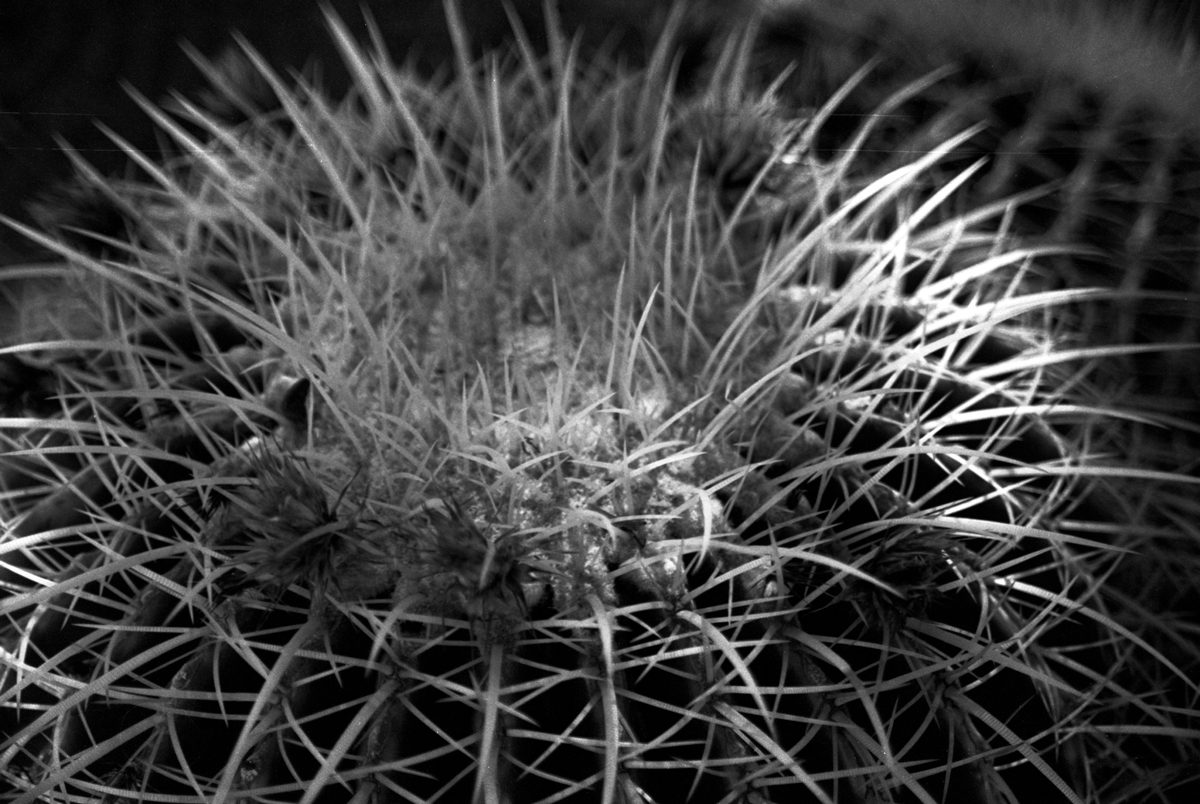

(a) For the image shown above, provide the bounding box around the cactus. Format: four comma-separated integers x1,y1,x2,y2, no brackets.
745,0,1200,425
2,7,1198,803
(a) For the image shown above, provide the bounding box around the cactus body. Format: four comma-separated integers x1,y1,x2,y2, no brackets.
2,7,1198,803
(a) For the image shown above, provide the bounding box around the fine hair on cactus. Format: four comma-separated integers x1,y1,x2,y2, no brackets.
2,3,1199,803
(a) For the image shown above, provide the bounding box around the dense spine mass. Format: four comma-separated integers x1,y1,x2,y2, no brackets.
1,3,1198,803
733,0,1200,418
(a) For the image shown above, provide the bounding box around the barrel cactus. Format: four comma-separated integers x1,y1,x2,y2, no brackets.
746,0,1200,429
2,7,1197,803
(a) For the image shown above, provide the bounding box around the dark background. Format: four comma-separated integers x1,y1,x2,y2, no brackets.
0,0,1196,263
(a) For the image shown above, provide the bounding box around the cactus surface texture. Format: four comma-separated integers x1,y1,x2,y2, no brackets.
2,4,1198,803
